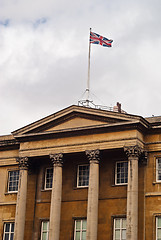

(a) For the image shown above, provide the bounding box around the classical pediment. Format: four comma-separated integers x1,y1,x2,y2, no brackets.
12,105,149,137
44,116,108,132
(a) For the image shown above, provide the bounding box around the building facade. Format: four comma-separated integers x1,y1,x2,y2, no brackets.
0,105,161,240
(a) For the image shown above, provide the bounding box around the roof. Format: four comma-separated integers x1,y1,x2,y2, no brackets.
1,105,161,149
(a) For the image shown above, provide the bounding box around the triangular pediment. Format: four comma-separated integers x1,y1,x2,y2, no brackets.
44,116,108,132
12,105,148,137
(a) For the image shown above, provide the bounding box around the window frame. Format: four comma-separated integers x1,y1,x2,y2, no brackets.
40,220,49,240
115,161,128,186
77,164,89,188
3,222,14,240
156,158,161,182
113,218,126,240
156,216,161,240
74,218,87,240
44,168,53,190
7,170,19,193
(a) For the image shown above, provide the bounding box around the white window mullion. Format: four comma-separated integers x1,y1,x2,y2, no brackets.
156,217,161,240
114,218,126,240
8,171,19,193
41,221,49,240
3,223,14,240
45,168,53,190
77,165,89,188
9,224,11,240
115,161,128,185
9,224,12,240
74,219,87,240
156,158,161,182
157,217,158,240
80,220,82,240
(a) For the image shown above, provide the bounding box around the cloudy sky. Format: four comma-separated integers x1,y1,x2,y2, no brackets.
1,0,161,135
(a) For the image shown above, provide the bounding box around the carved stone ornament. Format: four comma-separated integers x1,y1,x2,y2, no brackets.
140,151,148,165
85,149,100,164
50,153,63,167
124,145,143,159
16,157,28,170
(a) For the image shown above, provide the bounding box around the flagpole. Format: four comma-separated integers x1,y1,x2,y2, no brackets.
86,28,92,106
78,29,113,108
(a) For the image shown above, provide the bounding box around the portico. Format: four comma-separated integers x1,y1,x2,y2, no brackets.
10,105,149,240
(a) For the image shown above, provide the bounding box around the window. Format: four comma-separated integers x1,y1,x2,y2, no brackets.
3,222,14,240
113,218,126,240
8,171,19,192
156,158,161,182
41,221,49,240
74,219,87,240
45,168,53,189
77,165,89,187
156,217,161,240
115,161,128,185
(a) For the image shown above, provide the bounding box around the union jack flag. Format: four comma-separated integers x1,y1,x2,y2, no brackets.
90,31,113,47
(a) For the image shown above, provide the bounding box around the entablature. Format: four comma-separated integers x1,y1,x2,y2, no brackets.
18,131,144,158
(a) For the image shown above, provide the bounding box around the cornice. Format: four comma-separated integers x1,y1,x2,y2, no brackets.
13,119,149,142
12,105,149,136
0,138,19,150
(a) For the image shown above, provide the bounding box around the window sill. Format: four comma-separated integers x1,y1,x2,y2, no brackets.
5,191,18,195
41,189,52,192
73,186,88,190
153,181,161,185
111,184,127,187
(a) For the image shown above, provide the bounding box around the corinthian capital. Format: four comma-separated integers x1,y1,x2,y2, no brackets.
16,157,28,170
50,153,63,167
124,145,143,159
85,149,100,164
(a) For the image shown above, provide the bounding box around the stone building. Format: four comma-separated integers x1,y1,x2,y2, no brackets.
0,104,161,240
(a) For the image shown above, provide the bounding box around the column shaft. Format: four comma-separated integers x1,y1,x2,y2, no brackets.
126,157,138,240
125,146,142,240
14,157,28,240
86,150,100,240
49,153,63,240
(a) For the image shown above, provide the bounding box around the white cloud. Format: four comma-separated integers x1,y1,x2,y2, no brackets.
1,0,161,134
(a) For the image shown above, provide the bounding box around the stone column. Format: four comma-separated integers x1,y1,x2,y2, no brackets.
14,157,28,240
124,145,142,240
85,149,100,240
49,153,63,240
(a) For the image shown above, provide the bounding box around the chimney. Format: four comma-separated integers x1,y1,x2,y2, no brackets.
117,102,121,113
113,102,123,113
